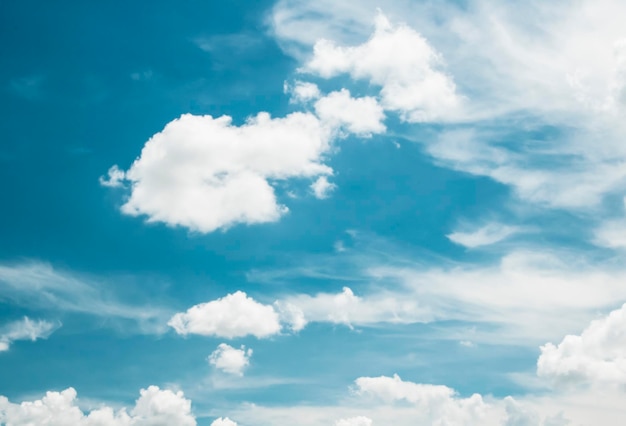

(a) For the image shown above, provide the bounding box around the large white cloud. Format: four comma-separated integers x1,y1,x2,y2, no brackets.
0,386,196,426
0,317,59,352
537,303,626,387
168,291,281,339
302,13,461,122
208,343,253,376
111,112,332,233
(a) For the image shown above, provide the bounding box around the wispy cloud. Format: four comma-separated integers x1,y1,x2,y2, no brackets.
0,317,60,352
0,261,173,334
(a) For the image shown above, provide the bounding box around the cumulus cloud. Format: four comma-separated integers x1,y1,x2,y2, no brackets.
209,343,253,376
335,416,372,426
302,13,461,122
537,303,626,387
0,317,59,352
447,222,521,248
168,291,281,339
310,176,336,199
211,418,238,426
113,112,335,233
0,386,196,426
286,80,321,103
314,89,386,136
593,218,626,249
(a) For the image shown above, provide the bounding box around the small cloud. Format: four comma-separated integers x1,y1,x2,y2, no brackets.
211,418,238,426
285,80,321,103
311,176,337,199
459,340,475,348
209,343,253,376
99,165,126,188
447,222,521,248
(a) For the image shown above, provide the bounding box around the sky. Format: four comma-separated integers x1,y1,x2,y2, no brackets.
1,0,626,425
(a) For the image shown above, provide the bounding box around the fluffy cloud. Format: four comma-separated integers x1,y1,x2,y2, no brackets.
310,176,336,199
110,112,334,233
0,317,59,352
168,291,281,339
211,418,238,426
302,13,461,122
209,343,253,376
286,80,321,103
537,303,626,386
447,223,521,248
0,386,196,426
335,416,372,426
314,89,385,136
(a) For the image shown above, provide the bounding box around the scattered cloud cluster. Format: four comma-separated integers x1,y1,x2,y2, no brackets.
302,13,461,122
0,386,196,426
209,343,253,376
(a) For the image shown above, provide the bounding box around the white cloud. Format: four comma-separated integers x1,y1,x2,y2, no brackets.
302,13,461,122
286,80,321,103
593,218,626,249
168,291,281,339
335,416,372,426
209,343,253,376
114,112,335,233
310,176,336,199
537,303,626,387
0,262,170,334
0,317,59,352
280,286,431,330
211,418,238,426
447,223,521,248
0,386,196,426
314,89,386,136
99,165,126,188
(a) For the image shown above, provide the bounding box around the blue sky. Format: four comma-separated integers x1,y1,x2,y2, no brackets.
2,0,626,425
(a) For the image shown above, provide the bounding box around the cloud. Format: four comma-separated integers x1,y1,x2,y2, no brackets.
168,291,281,339
336,416,372,426
0,262,170,334
447,222,521,248
211,418,238,426
99,165,126,188
110,112,336,233
286,80,321,103
279,286,431,330
314,89,386,136
302,13,461,122
209,343,253,376
0,317,59,352
0,386,196,426
310,176,336,199
537,303,626,387
593,218,626,248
